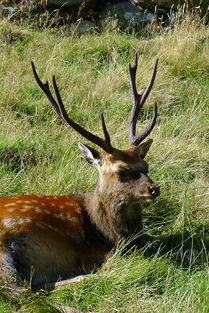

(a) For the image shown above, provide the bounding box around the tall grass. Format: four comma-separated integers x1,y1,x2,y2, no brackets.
0,11,208,312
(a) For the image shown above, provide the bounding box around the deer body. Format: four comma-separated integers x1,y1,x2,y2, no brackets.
0,55,160,288
0,194,109,286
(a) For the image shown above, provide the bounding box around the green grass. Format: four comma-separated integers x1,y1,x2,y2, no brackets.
0,11,208,313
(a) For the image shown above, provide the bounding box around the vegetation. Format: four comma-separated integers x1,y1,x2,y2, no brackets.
0,11,208,313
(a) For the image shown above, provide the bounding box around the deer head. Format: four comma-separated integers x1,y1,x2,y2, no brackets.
31,55,160,241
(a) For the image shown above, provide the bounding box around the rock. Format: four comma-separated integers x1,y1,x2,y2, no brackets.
0,5,15,17
0,1,13,4
99,2,155,29
132,0,168,14
71,20,97,34
134,0,207,10
134,0,184,9
46,0,95,7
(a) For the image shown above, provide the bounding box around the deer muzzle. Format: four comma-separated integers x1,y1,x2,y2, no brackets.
148,184,160,198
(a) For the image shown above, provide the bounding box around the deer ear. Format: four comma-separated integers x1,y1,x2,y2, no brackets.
78,142,101,167
137,139,153,159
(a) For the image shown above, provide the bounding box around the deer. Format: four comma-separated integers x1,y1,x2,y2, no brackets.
0,54,160,290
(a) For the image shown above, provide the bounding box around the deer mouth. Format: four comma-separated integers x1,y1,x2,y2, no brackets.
141,189,160,201
135,196,154,202
128,195,157,204
143,197,153,202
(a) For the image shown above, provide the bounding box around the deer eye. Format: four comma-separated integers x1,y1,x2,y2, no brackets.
131,172,141,180
115,171,128,178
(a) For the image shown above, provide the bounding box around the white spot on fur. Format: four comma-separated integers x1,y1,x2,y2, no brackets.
21,205,34,212
38,203,45,206
53,213,60,218
59,214,66,220
47,224,58,232
35,222,46,229
34,207,41,213
4,203,16,207
3,218,25,228
21,208,29,212
23,205,34,209
7,208,15,213
69,216,79,223
24,218,32,223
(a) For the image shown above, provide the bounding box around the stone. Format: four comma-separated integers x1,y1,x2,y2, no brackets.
70,19,97,34
46,0,95,7
134,0,206,10
99,2,155,29
0,5,15,17
134,0,184,9
132,0,168,14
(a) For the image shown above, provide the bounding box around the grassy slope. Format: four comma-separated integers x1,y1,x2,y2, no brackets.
0,13,208,313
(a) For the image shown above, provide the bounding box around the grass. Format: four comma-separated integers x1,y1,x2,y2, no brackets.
0,10,209,313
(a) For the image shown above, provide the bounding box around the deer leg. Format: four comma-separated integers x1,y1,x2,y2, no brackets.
33,274,97,291
55,305,83,313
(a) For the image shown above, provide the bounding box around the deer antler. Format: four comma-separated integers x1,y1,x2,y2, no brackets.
31,62,114,153
128,54,158,146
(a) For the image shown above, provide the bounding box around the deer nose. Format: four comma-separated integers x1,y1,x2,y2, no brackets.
149,185,160,197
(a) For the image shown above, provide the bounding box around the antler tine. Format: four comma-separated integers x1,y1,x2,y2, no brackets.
128,55,158,145
31,61,62,117
31,61,114,153
101,114,114,153
132,102,157,146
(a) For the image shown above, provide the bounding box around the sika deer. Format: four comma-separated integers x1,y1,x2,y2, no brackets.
0,55,160,288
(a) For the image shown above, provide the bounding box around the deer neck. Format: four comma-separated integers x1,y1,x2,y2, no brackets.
83,188,143,244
